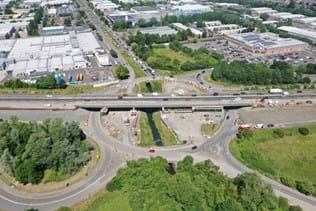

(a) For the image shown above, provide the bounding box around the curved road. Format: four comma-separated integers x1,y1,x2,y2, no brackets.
0,111,316,210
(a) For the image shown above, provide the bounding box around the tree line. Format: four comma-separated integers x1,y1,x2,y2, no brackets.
0,118,92,184
90,156,303,211
1,75,67,89
212,60,314,85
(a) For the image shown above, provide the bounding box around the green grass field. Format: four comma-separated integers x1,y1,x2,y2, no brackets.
147,47,217,76
230,125,316,195
153,48,193,63
121,51,147,78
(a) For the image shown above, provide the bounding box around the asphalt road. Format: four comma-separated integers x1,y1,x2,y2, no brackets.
0,110,316,210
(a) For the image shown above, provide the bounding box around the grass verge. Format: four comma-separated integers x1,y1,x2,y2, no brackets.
201,123,219,136
230,125,316,196
152,112,179,146
120,51,146,78
72,190,131,211
0,85,109,95
138,112,155,147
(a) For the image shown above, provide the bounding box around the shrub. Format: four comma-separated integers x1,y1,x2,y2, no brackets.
280,177,296,187
295,180,314,195
298,127,309,136
278,197,289,210
273,129,285,138
115,65,129,80
237,130,253,139
289,205,303,211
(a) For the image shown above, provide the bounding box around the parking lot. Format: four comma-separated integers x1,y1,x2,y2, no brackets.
185,39,316,66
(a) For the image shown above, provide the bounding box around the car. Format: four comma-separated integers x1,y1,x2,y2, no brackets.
297,90,303,93
306,100,313,104
213,92,219,96
226,115,230,120
240,92,246,95
201,70,206,74
163,98,168,101
233,93,239,96
267,124,274,128
191,94,197,97
191,145,198,150
200,81,204,85
117,95,123,100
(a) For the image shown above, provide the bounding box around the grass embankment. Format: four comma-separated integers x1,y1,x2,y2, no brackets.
147,47,217,76
138,113,154,147
230,125,316,196
101,26,117,46
138,112,179,147
134,80,163,93
120,51,147,78
201,123,219,136
0,85,108,95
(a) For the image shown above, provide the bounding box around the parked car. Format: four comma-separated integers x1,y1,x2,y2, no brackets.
267,124,274,128
191,145,198,150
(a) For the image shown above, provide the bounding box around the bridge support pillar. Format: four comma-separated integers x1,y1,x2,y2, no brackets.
100,107,109,115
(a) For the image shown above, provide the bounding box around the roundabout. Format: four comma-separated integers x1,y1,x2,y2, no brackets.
0,110,315,210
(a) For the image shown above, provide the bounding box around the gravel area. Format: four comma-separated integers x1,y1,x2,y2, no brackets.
238,105,316,125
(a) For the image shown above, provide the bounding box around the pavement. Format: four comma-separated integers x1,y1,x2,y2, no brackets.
0,110,316,210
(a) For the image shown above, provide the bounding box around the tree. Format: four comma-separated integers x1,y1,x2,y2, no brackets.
35,75,56,89
115,64,129,80
110,49,118,58
0,118,91,184
64,17,72,27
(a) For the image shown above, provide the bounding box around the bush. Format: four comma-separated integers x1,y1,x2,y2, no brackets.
273,129,285,138
295,180,314,195
115,65,129,80
237,130,253,139
289,205,303,211
110,49,118,58
280,177,296,187
278,197,289,210
298,127,309,136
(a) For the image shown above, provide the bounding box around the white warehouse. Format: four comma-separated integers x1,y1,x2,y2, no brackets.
2,32,102,76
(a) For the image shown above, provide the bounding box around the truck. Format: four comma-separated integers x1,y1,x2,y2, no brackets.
239,124,251,131
269,88,283,94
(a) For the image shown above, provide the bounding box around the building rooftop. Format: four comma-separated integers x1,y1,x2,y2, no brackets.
229,32,307,49
278,26,316,39
131,6,157,12
139,26,177,36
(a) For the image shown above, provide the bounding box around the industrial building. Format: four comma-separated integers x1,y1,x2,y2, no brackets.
42,26,65,35
278,26,316,44
269,12,305,21
204,21,245,36
172,23,203,37
139,26,177,36
1,32,102,76
173,4,212,16
226,32,309,55
90,0,119,11
0,21,29,39
250,7,277,16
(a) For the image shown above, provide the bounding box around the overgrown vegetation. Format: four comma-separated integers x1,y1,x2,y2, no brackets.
231,125,316,197
120,51,146,78
74,156,301,211
129,37,217,75
211,60,315,85
115,64,129,80
0,118,92,184
1,75,66,89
